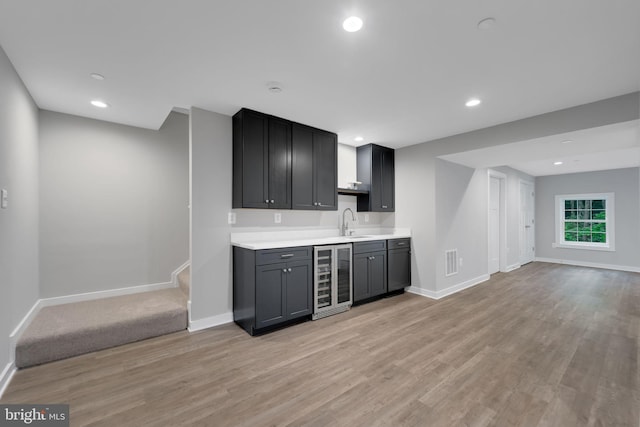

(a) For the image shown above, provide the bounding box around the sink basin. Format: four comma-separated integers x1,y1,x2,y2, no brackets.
347,235,373,239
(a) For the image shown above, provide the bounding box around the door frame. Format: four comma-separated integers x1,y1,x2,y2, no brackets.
519,179,535,264
487,170,508,273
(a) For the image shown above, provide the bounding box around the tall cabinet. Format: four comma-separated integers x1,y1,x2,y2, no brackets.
357,144,395,212
233,109,291,209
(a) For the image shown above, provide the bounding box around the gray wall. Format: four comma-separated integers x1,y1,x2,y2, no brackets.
0,45,39,372
435,160,489,291
536,167,640,269
39,110,189,298
189,108,233,322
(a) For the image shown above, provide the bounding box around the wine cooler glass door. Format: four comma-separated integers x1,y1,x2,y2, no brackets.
315,248,333,312
337,247,352,304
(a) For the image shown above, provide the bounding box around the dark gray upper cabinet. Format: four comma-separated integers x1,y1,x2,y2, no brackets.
233,109,291,209
356,144,395,212
292,124,337,210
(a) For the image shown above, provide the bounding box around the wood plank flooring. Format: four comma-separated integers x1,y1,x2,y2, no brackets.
2,262,640,426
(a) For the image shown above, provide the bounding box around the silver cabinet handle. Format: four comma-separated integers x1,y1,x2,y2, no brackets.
270,200,275,204
265,199,269,203
282,268,287,273
382,205,388,209
280,254,294,258
397,242,406,246
288,268,292,272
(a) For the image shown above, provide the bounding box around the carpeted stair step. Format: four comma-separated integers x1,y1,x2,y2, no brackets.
15,288,187,368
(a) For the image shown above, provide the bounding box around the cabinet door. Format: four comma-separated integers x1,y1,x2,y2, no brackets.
241,111,269,208
380,148,395,211
255,263,287,328
314,130,337,210
369,251,387,297
388,248,410,291
268,118,292,209
285,260,313,319
353,253,371,302
291,125,315,210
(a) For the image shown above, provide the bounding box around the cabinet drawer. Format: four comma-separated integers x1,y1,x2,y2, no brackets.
256,246,312,265
353,240,386,254
388,238,410,250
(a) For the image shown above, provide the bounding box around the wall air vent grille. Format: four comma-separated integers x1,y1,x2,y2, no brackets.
445,249,458,276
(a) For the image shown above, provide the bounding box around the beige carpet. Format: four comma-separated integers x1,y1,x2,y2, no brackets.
15,288,187,368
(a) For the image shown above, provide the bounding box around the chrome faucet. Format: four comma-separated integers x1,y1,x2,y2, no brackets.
342,208,356,236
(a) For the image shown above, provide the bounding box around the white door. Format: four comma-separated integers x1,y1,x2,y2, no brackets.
520,181,535,264
488,176,500,274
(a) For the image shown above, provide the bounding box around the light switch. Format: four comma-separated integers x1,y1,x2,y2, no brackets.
364,214,369,223
274,213,282,224
228,212,236,224
1,189,7,209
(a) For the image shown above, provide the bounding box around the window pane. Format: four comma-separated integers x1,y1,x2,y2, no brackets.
592,233,606,243
578,200,589,209
578,233,592,242
564,222,578,231
592,200,605,210
578,210,590,219
565,210,577,220
592,223,606,233
592,210,606,220
564,232,577,242
577,222,591,232
565,200,576,210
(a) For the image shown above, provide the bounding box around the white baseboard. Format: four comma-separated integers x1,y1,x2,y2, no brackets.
504,263,521,273
171,261,190,287
38,281,175,308
406,286,438,299
534,257,640,273
407,274,490,300
0,362,16,399
188,312,233,333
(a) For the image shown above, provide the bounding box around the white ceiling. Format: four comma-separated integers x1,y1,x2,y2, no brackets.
440,120,640,176
0,1,639,174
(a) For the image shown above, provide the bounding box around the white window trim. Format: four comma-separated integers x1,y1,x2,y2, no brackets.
554,192,615,252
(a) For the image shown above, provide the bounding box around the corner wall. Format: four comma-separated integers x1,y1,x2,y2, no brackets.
0,44,39,390
535,167,640,270
38,110,189,297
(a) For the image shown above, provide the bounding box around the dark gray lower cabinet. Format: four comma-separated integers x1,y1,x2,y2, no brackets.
388,238,411,292
234,246,312,335
353,240,387,303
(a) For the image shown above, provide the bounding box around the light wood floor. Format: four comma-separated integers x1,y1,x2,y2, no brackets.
2,262,640,426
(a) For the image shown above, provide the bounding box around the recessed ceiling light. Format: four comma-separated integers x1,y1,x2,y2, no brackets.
561,139,572,144
343,16,363,32
554,161,563,166
90,73,105,81
266,81,283,93
477,17,496,31
90,100,109,108
465,98,481,107
354,136,364,142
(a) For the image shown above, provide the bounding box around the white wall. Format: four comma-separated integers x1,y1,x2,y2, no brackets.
0,45,39,384
39,110,189,297
535,167,640,270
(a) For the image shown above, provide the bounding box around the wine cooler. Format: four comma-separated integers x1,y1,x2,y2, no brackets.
312,244,352,320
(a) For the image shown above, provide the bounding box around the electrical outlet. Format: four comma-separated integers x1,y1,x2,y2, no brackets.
364,214,369,223
1,189,7,209
227,212,236,225
459,257,463,267
274,213,282,224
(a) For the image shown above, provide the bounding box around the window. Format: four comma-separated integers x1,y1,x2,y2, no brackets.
555,193,614,251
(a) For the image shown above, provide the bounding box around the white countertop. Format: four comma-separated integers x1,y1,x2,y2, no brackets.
231,228,411,250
